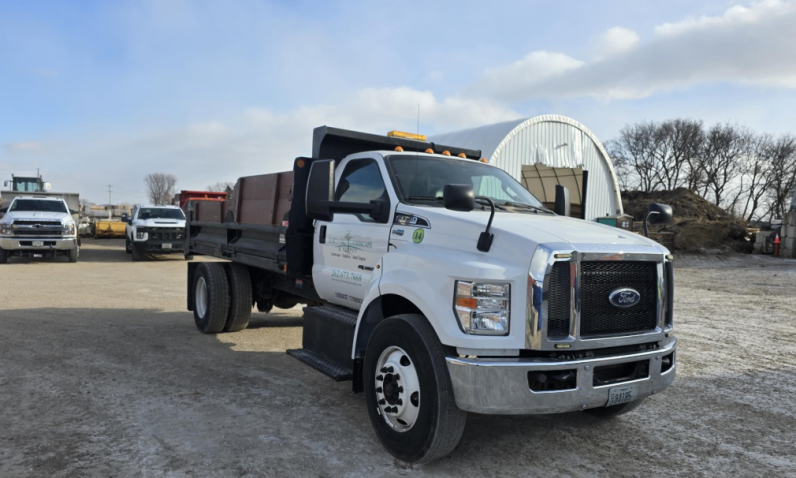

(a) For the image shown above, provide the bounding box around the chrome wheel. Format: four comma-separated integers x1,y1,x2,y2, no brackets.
375,345,421,432
195,276,208,319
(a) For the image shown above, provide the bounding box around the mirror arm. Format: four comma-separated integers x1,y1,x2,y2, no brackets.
475,196,495,252
643,211,659,238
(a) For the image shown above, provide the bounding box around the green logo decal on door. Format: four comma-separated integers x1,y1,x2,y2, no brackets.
412,228,424,244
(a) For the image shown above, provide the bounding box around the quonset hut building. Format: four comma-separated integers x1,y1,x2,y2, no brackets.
430,115,622,221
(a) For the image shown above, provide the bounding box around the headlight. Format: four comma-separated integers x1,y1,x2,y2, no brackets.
136,229,147,240
62,224,76,235
0,223,12,235
454,281,510,335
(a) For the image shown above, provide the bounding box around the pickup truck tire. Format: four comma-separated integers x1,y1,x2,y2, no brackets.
68,246,79,263
584,398,645,418
125,238,132,254
0,248,7,264
131,248,143,262
223,263,252,332
364,314,467,464
192,263,230,334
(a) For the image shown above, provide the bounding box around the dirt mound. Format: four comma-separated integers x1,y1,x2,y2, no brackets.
622,188,751,253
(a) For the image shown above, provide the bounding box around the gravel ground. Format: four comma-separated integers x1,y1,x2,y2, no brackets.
1,239,795,477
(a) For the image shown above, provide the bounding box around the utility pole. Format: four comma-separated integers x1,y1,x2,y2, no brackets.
107,185,113,207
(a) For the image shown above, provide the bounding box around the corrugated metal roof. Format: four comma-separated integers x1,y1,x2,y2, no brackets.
430,115,623,220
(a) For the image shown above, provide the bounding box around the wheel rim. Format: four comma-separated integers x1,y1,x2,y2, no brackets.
195,276,208,319
375,346,420,432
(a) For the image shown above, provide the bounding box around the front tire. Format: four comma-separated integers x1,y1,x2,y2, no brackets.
68,246,79,263
131,247,143,262
0,248,7,264
584,398,646,418
125,238,132,254
364,314,466,464
192,263,230,334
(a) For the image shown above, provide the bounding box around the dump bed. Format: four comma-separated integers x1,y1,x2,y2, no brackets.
174,190,228,212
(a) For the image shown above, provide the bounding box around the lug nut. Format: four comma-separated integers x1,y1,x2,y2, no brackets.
375,387,382,393
378,399,385,405
393,374,400,381
397,399,403,406
380,367,388,373
386,366,394,373
376,375,383,381
397,386,403,393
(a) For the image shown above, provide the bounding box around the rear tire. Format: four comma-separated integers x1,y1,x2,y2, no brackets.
223,263,252,332
68,246,79,263
192,263,230,334
584,398,646,418
0,248,7,264
364,314,467,464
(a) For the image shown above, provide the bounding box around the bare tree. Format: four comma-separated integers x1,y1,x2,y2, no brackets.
206,181,235,193
765,134,796,219
144,173,178,205
737,134,774,221
79,198,95,208
698,123,752,207
652,119,704,191
607,122,660,192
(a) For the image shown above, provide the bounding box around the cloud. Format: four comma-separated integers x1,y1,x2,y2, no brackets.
596,27,640,57
3,142,45,152
473,0,796,101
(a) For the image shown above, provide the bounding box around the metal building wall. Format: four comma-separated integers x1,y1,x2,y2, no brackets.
431,115,622,221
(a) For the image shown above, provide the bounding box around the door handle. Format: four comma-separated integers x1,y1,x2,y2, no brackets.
319,225,327,244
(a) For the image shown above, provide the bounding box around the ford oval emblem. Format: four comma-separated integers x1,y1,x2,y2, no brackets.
609,288,641,308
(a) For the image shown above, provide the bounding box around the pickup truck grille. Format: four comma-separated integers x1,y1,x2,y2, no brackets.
579,261,658,337
12,220,62,226
546,262,572,338
14,229,62,236
147,228,183,241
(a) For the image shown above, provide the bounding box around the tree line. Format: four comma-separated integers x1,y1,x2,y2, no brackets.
605,119,796,222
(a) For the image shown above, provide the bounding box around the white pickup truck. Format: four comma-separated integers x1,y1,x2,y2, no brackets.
184,127,677,463
0,196,79,263
123,205,187,261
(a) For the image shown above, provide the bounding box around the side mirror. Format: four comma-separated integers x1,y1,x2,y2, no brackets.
554,185,570,217
443,184,475,212
306,160,335,222
643,203,673,237
120,213,129,224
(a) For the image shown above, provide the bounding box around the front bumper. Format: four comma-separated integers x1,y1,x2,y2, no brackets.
132,239,183,254
0,236,77,251
446,337,676,414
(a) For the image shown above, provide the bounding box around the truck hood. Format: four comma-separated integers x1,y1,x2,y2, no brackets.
2,211,73,224
410,206,662,250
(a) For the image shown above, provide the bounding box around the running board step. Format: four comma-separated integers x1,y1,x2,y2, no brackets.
286,348,353,382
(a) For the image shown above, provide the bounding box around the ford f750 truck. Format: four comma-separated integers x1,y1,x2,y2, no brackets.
184,126,676,463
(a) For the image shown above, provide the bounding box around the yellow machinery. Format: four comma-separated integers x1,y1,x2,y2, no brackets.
94,221,126,239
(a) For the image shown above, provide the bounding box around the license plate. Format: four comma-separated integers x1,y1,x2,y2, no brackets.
32,241,44,247
606,385,637,406
162,243,172,250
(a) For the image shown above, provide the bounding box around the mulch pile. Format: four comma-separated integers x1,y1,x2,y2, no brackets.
622,188,751,253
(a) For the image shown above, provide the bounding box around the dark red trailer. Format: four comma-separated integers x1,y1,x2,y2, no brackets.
173,190,228,212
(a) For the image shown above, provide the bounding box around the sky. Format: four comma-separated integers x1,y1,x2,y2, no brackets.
2,0,796,204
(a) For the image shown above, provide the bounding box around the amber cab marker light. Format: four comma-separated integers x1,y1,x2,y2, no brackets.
296,159,305,168
480,158,488,163
456,297,477,309
442,150,451,156
394,146,404,152
425,148,434,154
458,153,466,158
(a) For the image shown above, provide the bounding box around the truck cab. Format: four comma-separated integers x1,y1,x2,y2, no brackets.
124,205,187,261
0,196,79,263
184,126,676,463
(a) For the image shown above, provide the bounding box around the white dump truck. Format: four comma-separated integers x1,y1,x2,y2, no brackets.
184,127,677,463
0,196,79,263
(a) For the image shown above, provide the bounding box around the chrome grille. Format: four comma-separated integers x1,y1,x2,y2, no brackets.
579,261,658,337
546,262,571,338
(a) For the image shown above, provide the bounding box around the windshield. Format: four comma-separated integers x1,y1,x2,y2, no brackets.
10,199,68,213
137,208,185,220
387,156,546,210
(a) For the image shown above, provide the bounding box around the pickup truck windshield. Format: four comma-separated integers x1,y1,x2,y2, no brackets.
387,155,547,210
10,199,68,213
137,208,185,220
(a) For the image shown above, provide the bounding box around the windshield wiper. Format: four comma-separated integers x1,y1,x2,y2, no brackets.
476,198,506,211
407,196,442,202
502,201,553,214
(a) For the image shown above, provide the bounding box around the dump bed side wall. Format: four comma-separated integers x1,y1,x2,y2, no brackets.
230,172,294,226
